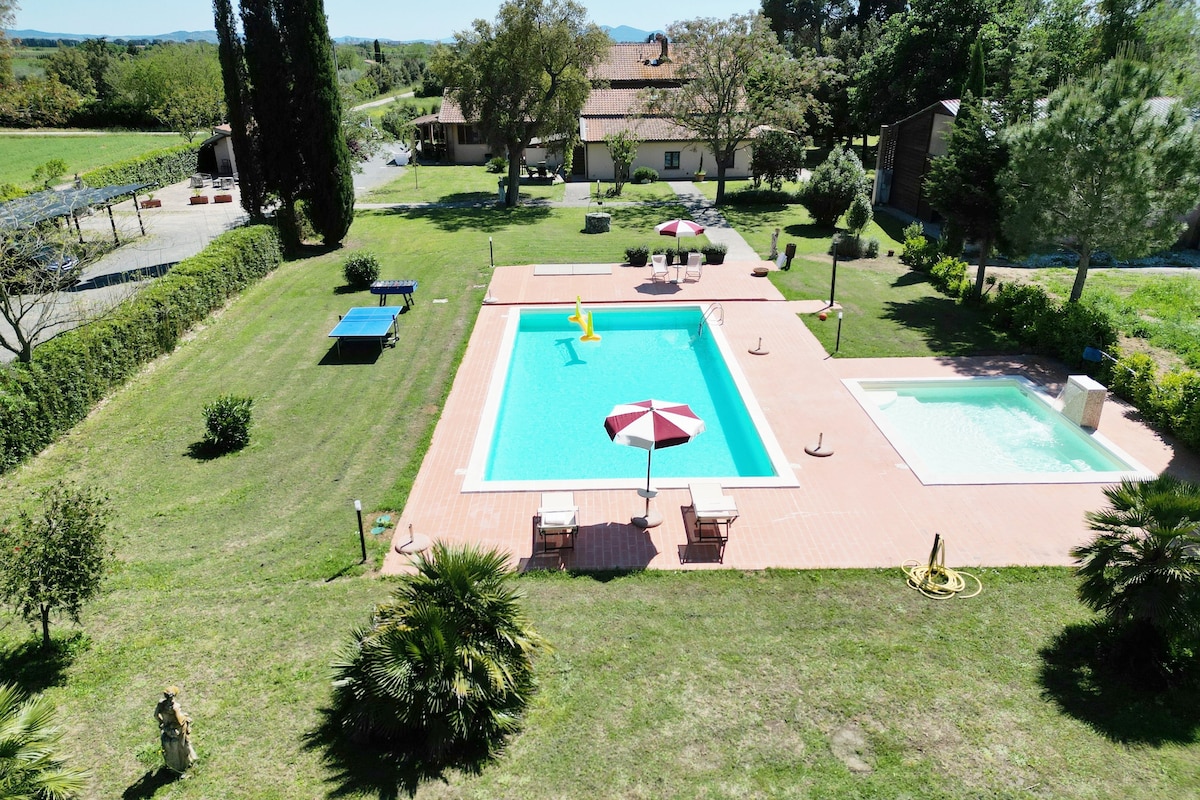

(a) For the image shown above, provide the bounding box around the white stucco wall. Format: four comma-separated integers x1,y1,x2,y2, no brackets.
583,140,752,181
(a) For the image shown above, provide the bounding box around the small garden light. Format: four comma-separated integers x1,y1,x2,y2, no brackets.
354,499,366,563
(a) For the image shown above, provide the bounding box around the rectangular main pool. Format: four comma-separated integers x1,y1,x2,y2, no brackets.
844,376,1154,485
463,305,795,491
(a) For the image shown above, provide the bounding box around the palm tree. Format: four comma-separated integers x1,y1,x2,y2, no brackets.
1071,476,1200,663
330,542,548,769
0,683,89,800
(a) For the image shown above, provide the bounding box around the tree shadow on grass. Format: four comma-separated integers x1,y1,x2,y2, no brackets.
303,708,452,800
873,207,912,244
1038,621,1200,745
881,295,1020,356
0,632,87,693
121,768,182,800
378,205,551,233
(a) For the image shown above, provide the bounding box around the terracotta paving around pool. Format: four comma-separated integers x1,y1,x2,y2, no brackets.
383,259,1200,575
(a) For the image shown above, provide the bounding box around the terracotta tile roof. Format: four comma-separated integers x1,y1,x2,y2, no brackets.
591,42,685,83
582,88,650,116
581,116,697,143
438,92,467,124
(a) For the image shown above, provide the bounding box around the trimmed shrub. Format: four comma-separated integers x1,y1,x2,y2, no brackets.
624,245,650,266
930,255,970,297
632,166,659,183
864,238,880,258
485,157,507,174
0,225,282,474
724,187,799,206
899,222,939,272
203,395,254,453
797,145,869,227
80,143,200,190
701,243,728,264
343,252,381,288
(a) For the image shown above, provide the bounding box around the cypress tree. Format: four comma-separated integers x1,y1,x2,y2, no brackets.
279,0,355,246
962,33,985,99
213,0,268,218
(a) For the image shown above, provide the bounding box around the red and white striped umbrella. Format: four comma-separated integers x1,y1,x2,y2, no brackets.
655,219,706,239
604,399,705,493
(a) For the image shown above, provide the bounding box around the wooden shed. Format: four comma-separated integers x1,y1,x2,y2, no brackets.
872,99,959,222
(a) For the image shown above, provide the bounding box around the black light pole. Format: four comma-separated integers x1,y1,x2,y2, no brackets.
829,234,840,307
835,311,844,353
354,499,366,563
489,236,494,268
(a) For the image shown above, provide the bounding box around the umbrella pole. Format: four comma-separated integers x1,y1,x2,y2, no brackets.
633,448,663,528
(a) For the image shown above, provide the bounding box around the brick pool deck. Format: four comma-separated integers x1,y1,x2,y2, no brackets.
384,259,1200,574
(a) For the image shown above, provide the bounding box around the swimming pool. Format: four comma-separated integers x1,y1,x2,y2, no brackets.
843,376,1154,485
463,304,796,491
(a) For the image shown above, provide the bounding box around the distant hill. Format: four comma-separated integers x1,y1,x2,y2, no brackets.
9,28,219,43
8,25,657,46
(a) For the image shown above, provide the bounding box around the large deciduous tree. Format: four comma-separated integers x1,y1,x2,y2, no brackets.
648,13,821,205
1003,59,1200,302
603,130,641,196
0,485,113,648
924,95,1009,300
433,0,609,208
213,0,355,249
112,43,224,141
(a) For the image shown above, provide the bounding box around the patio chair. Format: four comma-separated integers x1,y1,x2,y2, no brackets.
650,254,669,282
535,492,578,553
687,482,738,561
684,252,703,281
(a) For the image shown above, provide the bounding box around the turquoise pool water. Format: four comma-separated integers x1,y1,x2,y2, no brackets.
479,306,777,484
845,377,1151,485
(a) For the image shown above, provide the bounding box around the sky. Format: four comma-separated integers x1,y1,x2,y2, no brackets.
10,0,758,41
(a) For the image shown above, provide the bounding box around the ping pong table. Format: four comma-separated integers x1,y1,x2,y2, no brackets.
328,306,402,355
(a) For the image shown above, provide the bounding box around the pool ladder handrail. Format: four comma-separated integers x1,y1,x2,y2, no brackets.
698,303,724,337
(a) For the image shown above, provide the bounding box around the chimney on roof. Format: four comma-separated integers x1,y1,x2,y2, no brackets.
656,33,669,60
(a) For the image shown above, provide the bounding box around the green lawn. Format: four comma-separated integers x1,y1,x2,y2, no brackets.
718,203,905,260
595,179,679,202
0,133,182,187
361,164,566,204
1017,268,1200,369
0,203,1194,797
362,94,440,122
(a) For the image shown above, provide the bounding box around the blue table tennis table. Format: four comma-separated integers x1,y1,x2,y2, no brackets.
328,306,402,355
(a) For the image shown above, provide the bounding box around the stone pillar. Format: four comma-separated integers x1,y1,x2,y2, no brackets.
1059,375,1107,429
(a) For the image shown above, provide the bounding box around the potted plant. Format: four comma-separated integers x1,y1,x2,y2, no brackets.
701,243,728,265
140,193,161,209
189,188,209,205
694,153,706,182
214,193,233,203
624,245,650,267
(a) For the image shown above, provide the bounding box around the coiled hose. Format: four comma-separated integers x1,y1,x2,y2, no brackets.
902,533,982,599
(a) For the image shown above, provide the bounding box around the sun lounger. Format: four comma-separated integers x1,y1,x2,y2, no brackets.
687,482,738,560
535,491,578,552
684,252,703,281
650,254,669,282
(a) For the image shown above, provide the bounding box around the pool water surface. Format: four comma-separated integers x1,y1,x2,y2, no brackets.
464,305,794,491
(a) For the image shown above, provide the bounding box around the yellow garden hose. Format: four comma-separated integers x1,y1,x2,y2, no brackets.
902,533,983,599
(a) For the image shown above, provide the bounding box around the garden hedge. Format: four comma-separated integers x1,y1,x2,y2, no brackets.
80,142,200,191
0,224,282,473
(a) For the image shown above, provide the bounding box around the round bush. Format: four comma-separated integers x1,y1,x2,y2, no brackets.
486,156,507,174
632,166,659,184
343,252,381,289
203,395,253,453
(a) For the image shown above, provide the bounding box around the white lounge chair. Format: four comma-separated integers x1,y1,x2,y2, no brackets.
684,252,703,281
687,482,738,560
535,492,578,552
650,254,670,282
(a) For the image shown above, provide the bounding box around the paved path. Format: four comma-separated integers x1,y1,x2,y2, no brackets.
666,181,761,262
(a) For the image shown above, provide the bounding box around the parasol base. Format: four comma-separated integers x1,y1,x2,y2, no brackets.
632,510,663,528
396,533,432,555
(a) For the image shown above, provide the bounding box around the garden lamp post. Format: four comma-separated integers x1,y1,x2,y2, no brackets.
829,234,840,307
354,499,366,563
489,236,494,268
835,311,844,353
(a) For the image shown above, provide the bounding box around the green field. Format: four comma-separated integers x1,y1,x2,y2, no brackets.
362,164,567,204
0,200,1197,797
0,133,182,187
